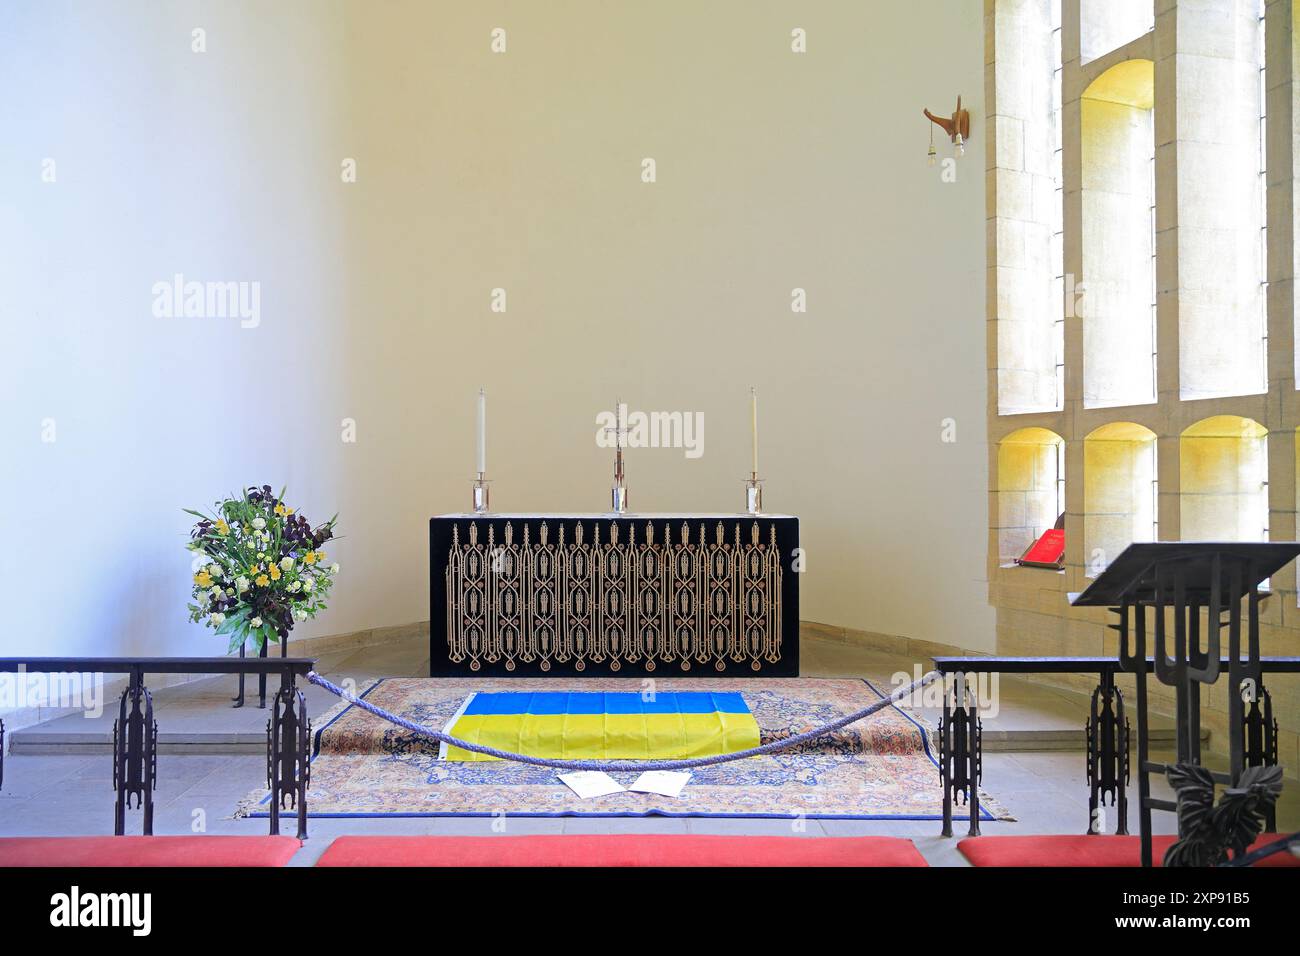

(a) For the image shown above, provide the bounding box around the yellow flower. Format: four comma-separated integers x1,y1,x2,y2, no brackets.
317,551,327,561
274,504,286,516
193,571,213,588
255,574,270,587
214,519,229,535
269,564,282,581
304,552,317,565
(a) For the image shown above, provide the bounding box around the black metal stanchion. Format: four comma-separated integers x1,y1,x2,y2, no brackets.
938,671,981,837
1242,679,1279,832
112,667,157,836
267,669,310,839
1086,664,1129,835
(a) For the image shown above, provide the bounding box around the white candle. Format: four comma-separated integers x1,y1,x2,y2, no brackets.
750,386,758,475
476,388,486,475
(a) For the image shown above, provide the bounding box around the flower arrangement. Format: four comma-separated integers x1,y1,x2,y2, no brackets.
185,485,339,652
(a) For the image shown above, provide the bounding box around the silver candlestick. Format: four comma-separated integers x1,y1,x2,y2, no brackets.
611,443,628,514
744,473,763,515
472,472,491,514
606,399,629,514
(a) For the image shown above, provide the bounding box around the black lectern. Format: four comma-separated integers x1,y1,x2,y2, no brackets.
1072,542,1300,866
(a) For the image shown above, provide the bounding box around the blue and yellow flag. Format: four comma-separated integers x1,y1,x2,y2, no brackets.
440,691,761,761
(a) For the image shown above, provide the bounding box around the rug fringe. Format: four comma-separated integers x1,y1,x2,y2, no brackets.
231,788,270,820
976,789,1017,822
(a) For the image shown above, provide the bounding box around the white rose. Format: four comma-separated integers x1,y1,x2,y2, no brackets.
209,612,226,626
289,581,301,593
235,576,250,593
209,586,223,600
280,557,294,571
252,517,266,530
250,616,263,628
294,609,308,622
302,577,314,593
330,563,340,574
208,564,222,580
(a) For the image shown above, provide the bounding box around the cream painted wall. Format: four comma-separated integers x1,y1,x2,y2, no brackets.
0,0,994,665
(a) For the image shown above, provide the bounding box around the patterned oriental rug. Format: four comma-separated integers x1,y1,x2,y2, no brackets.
236,677,1013,821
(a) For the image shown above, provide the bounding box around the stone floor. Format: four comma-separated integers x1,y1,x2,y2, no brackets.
1,633,1294,866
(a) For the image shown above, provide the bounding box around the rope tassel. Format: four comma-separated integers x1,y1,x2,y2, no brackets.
306,670,942,773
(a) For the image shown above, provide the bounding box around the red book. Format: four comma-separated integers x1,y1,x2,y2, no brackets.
1018,528,1065,569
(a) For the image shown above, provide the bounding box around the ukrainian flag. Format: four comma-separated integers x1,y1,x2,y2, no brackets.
440,691,761,761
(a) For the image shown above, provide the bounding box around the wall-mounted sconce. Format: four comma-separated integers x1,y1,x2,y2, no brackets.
924,95,971,161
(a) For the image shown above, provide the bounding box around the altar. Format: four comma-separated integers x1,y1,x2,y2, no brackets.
430,514,800,677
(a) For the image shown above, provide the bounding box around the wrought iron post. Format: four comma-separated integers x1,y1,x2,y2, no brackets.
112,668,157,835
938,671,981,837
266,670,310,839
939,678,952,837
1242,680,1279,832
1085,667,1129,835
1113,598,1155,863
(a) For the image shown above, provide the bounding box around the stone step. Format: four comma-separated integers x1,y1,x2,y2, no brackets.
6,675,342,756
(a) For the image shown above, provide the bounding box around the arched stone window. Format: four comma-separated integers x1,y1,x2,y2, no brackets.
1081,60,1155,408
1180,415,1268,542
997,427,1066,564
990,0,1063,414
1176,5,1267,400
1083,421,1157,575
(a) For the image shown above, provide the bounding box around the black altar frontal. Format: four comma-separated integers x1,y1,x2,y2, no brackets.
430,514,800,677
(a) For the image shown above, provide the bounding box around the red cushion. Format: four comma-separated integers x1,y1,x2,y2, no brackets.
315,834,927,867
958,833,1297,867
0,836,301,868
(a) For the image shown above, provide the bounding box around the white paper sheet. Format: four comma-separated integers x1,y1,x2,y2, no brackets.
557,771,626,799
627,770,692,797
437,693,477,761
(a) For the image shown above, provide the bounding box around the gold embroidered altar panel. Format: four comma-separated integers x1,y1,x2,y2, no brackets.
445,520,783,673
